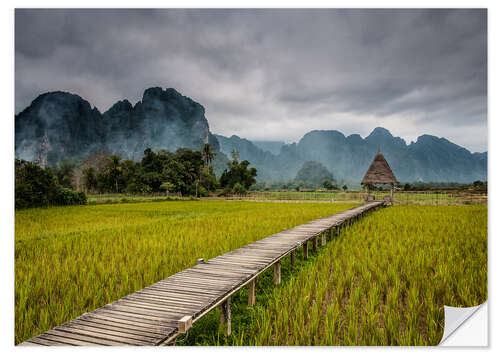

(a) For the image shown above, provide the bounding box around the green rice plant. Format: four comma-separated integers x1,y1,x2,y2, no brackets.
238,205,487,346
15,200,356,344
179,205,486,346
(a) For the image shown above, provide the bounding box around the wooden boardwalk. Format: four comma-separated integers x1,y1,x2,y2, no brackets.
20,201,384,346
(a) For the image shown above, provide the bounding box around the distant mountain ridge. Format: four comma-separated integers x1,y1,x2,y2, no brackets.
15,88,487,183
215,127,487,183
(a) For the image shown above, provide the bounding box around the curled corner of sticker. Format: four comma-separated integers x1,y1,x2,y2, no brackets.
439,301,487,346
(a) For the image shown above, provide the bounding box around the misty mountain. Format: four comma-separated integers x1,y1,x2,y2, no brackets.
15,87,487,184
214,134,281,181
252,140,286,155
15,87,228,173
215,127,487,183
295,161,334,185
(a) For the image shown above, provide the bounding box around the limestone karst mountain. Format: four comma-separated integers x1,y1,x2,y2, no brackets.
15,88,487,183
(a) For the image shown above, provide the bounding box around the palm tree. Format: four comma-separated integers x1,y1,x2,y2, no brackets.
202,143,216,167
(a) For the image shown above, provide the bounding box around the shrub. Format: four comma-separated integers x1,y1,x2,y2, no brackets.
232,182,247,195
15,159,87,209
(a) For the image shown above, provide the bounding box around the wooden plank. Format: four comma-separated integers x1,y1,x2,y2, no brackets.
87,310,177,330
220,297,231,336
18,341,44,346
248,279,256,306
114,300,197,315
177,315,193,334
77,315,167,338
104,304,184,320
124,295,206,309
54,325,147,345
147,284,225,296
274,260,281,284
30,334,91,346
96,307,178,324
155,280,231,293
42,329,120,346
71,319,163,340
137,288,216,301
62,322,157,344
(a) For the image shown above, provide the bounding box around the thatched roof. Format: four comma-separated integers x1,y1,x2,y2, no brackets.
361,151,398,185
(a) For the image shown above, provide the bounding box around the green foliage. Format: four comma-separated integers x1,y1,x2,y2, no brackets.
323,180,338,190
159,181,175,194
79,147,219,196
54,158,77,189
15,159,86,209
232,182,247,195
220,154,257,190
295,161,334,185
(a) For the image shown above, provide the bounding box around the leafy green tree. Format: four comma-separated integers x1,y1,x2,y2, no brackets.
342,184,348,191
54,158,77,189
323,180,338,190
160,181,175,196
220,156,257,190
15,159,86,209
82,166,98,192
232,182,247,195
202,143,216,167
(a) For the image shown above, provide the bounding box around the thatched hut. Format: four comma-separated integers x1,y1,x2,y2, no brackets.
361,151,398,202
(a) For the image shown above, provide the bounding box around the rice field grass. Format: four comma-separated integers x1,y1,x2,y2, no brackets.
15,200,357,344
236,191,486,205
179,205,487,346
88,190,487,206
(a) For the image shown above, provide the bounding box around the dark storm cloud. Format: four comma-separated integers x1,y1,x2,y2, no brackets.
15,8,487,152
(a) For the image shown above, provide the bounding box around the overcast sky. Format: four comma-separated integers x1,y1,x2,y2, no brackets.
15,9,487,152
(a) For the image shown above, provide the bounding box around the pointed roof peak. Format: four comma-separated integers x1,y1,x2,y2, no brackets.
361,151,398,185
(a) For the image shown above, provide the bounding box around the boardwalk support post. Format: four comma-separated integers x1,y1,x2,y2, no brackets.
248,279,256,307
291,250,295,266
220,297,231,336
274,260,281,284
321,232,326,246
178,315,193,333
303,241,308,259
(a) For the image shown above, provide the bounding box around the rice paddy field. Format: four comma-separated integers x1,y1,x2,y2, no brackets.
15,201,487,346
14,200,357,344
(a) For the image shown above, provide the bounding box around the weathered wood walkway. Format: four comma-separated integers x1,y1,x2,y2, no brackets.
20,201,384,346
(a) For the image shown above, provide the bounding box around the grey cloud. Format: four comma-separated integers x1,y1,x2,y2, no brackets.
15,8,487,152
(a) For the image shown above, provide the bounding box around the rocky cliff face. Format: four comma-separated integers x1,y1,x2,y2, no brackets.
15,87,220,166
15,91,105,167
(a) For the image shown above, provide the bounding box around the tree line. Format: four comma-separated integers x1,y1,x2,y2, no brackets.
15,144,258,209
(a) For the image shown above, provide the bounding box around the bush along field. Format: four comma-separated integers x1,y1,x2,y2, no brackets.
179,205,487,346
15,201,357,344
